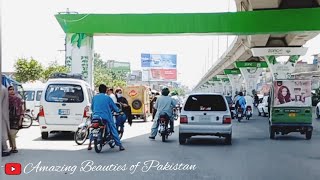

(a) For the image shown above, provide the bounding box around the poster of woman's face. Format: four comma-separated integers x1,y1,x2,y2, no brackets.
273,80,311,107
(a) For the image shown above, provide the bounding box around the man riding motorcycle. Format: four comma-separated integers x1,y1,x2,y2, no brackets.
89,84,125,151
235,92,246,116
149,87,177,140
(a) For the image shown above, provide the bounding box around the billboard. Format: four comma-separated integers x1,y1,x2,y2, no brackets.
142,69,177,81
141,53,177,68
273,80,311,107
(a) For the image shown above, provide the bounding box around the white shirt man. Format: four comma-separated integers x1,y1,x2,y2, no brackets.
107,88,117,104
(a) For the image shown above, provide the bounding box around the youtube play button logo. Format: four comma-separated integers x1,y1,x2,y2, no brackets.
5,163,22,175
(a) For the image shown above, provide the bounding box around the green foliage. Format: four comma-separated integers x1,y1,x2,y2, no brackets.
14,58,44,83
171,87,186,96
42,61,69,80
93,53,127,89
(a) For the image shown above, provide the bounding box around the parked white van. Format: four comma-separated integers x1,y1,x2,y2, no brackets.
23,81,45,120
38,74,94,139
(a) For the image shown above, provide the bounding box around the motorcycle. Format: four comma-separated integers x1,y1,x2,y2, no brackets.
158,112,173,142
245,106,252,120
90,114,119,153
172,106,179,121
74,116,91,145
236,107,244,122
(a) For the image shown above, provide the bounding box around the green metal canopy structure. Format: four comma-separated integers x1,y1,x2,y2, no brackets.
55,8,320,35
55,7,320,89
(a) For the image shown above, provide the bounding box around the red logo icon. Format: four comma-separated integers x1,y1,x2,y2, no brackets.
5,163,22,175
129,90,137,97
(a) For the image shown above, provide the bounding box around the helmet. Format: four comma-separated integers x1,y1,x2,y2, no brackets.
161,87,170,96
171,91,178,96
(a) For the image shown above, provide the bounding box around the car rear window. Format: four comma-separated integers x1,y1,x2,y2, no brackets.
45,84,84,103
184,95,227,111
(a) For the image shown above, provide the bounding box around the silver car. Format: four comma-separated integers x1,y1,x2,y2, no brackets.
179,93,232,145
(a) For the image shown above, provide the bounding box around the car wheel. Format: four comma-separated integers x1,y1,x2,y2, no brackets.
41,132,49,139
225,134,232,145
179,134,187,145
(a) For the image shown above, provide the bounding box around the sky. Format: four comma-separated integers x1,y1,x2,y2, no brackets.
1,0,320,89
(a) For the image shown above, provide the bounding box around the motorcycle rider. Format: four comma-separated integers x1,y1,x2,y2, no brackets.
254,94,259,106
149,87,177,140
90,84,125,151
244,94,254,114
235,92,246,116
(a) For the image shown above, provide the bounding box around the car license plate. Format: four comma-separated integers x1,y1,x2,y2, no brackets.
289,113,296,117
200,116,210,121
238,114,242,118
92,129,99,136
58,109,70,115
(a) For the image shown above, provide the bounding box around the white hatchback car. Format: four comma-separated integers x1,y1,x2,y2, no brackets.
179,93,232,145
38,76,94,139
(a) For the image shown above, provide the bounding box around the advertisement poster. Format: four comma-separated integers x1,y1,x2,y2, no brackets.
273,80,311,107
150,69,177,80
141,53,177,68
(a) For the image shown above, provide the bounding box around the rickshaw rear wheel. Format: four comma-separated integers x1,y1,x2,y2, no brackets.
269,125,275,139
306,130,312,140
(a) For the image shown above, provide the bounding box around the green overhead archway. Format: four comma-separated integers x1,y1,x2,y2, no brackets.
55,8,320,35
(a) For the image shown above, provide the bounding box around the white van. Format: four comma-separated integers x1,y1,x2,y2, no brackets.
23,81,45,120
38,76,94,139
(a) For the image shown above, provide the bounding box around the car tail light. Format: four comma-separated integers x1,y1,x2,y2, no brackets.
39,106,45,117
83,106,90,118
180,115,188,124
223,116,231,124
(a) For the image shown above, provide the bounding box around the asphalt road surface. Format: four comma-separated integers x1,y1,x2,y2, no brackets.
2,110,320,180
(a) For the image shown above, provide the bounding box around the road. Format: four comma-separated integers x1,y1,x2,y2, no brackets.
2,110,320,180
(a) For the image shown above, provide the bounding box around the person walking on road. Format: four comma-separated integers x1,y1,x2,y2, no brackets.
1,85,10,157
8,86,24,153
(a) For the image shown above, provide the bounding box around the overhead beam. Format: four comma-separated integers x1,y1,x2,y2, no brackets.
55,8,320,35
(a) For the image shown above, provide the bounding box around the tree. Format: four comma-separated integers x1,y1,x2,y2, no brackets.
93,53,127,88
42,61,69,80
14,58,44,83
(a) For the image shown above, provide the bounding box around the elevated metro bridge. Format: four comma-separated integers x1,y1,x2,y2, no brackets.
193,0,320,94
54,0,320,90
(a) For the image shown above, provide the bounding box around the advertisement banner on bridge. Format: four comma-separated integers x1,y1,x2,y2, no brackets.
141,53,177,68
273,80,311,107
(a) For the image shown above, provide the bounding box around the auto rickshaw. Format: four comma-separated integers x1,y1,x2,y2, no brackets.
269,80,313,140
122,85,150,122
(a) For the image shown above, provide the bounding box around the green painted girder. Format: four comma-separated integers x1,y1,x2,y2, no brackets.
55,8,320,35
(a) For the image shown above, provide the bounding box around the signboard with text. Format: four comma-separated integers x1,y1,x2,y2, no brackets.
251,47,308,56
141,53,177,68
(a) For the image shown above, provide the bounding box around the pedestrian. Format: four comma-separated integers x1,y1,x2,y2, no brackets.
1,85,10,157
8,86,24,153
